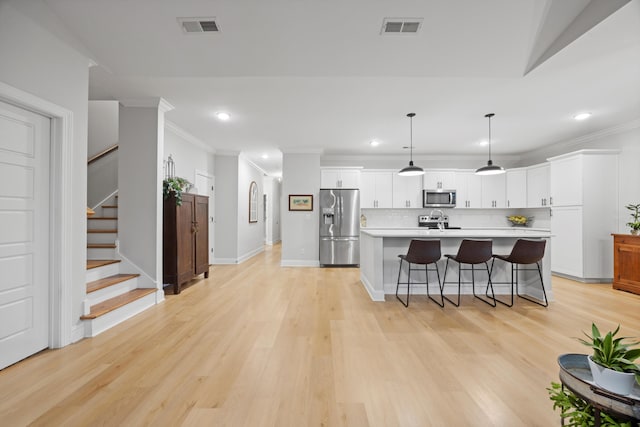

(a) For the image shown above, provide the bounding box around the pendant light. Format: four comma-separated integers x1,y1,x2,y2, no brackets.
475,113,505,175
398,113,424,176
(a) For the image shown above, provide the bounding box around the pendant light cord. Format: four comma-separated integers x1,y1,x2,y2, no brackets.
410,114,413,161
485,112,495,162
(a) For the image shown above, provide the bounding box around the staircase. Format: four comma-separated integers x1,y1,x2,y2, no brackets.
82,195,156,337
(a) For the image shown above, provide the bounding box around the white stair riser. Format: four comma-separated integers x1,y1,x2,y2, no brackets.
86,263,120,282
87,247,117,260
86,277,138,306
83,292,156,337
99,207,118,216
87,233,117,245
87,219,118,230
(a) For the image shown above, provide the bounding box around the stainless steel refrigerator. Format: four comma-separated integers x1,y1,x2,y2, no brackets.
319,189,360,266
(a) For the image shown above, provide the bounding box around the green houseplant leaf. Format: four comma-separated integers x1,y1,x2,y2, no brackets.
163,177,191,206
577,323,640,381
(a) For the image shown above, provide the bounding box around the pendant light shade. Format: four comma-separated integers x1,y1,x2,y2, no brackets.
475,113,505,175
398,113,424,176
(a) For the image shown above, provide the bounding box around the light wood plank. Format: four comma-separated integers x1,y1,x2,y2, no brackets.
80,289,155,319
86,273,140,294
1,243,639,426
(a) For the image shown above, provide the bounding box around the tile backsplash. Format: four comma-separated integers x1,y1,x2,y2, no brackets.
361,208,550,229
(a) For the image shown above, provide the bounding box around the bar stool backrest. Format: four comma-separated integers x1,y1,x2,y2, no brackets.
507,239,546,264
455,239,492,264
405,239,441,265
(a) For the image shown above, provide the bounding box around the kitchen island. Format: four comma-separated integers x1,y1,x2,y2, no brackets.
360,228,552,302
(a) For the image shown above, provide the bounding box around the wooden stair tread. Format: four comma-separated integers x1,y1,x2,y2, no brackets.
87,243,116,249
87,273,140,294
86,259,121,270
80,288,155,319
87,229,118,234
102,205,118,208
88,217,118,220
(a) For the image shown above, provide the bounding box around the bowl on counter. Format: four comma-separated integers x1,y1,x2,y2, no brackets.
507,215,533,227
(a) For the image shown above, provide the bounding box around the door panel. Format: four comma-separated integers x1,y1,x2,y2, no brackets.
194,196,209,275
177,194,195,283
0,100,50,369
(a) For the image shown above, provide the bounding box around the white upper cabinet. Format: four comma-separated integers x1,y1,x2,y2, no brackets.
549,155,582,207
506,168,527,208
321,168,361,189
360,171,393,209
392,174,423,208
526,163,550,207
481,173,507,208
423,171,456,190
455,171,482,208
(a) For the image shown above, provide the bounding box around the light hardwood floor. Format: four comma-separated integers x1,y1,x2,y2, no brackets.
1,243,639,426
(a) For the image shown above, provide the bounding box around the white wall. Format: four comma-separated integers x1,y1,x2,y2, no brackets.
87,100,119,207
118,102,167,289
214,154,239,262
263,177,282,245
238,156,265,261
164,124,215,186
281,152,321,266
0,1,90,341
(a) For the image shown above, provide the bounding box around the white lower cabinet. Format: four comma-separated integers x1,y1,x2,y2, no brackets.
550,206,584,278
392,174,423,208
360,171,393,209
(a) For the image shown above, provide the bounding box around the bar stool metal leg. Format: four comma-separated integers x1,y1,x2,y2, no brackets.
472,261,496,307
426,262,444,307
441,258,460,307
395,258,410,307
516,261,548,307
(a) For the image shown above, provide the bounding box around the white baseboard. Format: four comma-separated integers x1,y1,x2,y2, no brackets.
70,324,85,344
238,246,264,264
359,275,385,301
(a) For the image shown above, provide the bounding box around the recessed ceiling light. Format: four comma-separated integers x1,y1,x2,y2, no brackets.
261,154,268,159
370,140,380,147
574,112,592,121
478,139,489,147
216,112,230,121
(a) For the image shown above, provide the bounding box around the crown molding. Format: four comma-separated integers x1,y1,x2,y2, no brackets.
525,117,640,158
119,97,174,112
280,147,324,155
165,121,215,154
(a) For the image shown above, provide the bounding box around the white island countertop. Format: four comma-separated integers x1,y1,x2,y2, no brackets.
361,227,551,238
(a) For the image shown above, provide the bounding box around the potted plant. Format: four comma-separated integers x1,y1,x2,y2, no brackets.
577,323,640,395
625,203,640,235
163,176,192,206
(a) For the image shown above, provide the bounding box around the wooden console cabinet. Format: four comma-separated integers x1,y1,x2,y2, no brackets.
163,193,209,294
612,234,640,295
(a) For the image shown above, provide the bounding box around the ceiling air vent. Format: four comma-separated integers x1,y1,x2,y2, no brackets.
381,18,423,35
178,17,220,34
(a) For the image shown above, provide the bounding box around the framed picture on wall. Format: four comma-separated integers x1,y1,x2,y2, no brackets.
249,181,258,223
289,194,313,211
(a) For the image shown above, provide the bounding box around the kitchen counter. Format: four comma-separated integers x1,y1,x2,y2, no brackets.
359,228,552,302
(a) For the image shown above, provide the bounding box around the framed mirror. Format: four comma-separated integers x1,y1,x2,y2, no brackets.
249,181,258,223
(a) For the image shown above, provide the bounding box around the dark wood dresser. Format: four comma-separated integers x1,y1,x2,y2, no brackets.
612,233,640,295
163,192,209,294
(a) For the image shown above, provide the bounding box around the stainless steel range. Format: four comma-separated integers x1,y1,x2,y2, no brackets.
418,213,461,230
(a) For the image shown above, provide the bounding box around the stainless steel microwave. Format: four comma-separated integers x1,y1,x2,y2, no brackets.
423,189,456,208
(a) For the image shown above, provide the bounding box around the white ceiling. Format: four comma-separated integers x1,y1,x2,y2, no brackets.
41,0,640,176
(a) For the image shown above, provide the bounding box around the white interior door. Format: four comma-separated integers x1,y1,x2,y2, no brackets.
195,171,214,264
0,100,50,369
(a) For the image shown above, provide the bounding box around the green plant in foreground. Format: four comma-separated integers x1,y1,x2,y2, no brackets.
163,177,191,206
577,323,640,384
547,382,634,427
626,203,640,231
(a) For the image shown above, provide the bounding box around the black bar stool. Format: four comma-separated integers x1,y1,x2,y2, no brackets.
441,239,496,307
490,239,548,307
395,239,444,307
